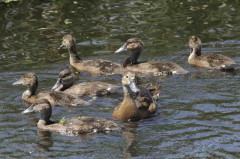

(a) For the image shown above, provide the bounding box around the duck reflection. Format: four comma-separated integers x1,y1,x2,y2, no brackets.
120,122,140,158
36,130,53,151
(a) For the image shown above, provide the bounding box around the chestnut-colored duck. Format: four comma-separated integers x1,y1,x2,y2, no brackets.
59,34,123,76
13,72,89,106
52,66,120,97
22,98,120,135
188,35,236,71
115,38,188,76
113,72,157,122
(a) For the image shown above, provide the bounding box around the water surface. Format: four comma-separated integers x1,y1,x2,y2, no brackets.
0,0,240,158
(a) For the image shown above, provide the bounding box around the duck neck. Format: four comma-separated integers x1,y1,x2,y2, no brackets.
37,120,47,128
38,106,52,128
123,85,136,99
23,83,38,99
192,46,201,56
68,44,81,64
123,49,141,67
37,119,54,129
188,47,201,63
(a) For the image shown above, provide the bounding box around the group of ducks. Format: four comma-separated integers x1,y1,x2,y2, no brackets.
13,34,236,136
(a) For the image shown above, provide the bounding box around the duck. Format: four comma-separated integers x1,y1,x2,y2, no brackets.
188,35,236,71
22,98,121,135
12,72,89,106
112,72,157,122
52,65,120,97
115,38,188,76
59,34,123,76
52,65,161,99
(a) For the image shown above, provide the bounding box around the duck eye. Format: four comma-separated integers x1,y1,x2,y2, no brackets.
126,76,128,78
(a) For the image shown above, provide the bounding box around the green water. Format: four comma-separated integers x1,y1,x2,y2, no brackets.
0,0,240,158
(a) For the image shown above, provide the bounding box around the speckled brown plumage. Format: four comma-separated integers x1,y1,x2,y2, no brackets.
52,66,120,96
188,35,236,70
13,72,89,106
115,38,188,76
113,72,157,122
140,82,161,101
23,98,120,136
59,34,123,76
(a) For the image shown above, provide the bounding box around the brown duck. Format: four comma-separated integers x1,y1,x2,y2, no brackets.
115,38,188,76
52,65,120,97
13,72,89,106
59,34,123,76
22,98,120,135
113,72,157,122
188,35,236,70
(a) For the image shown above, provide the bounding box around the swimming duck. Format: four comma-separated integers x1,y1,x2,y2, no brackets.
52,66,160,99
112,72,157,122
188,35,236,70
12,72,89,106
59,34,123,76
115,38,188,76
52,66,120,97
22,98,120,135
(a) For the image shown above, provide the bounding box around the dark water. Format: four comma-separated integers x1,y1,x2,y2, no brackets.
0,0,240,158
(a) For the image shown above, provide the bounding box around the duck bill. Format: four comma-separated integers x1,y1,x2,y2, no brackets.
22,104,35,114
58,43,65,49
115,44,127,53
51,78,61,90
12,79,23,85
129,81,140,93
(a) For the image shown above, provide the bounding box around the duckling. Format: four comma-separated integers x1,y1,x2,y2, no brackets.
12,72,89,106
52,66,120,97
59,34,123,76
188,35,236,70
115,38,188,76
113,72,157,122
22,98,121,135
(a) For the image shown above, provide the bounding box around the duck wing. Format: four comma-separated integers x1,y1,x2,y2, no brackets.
38,90,89,106
63,117,120,134
83,60,122,75
200,54,235,69
135,88,157,113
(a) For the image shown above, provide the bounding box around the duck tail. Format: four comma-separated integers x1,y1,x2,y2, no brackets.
220,64,236,71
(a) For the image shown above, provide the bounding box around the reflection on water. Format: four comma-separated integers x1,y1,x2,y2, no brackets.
0,0,240,158
37,130,53,151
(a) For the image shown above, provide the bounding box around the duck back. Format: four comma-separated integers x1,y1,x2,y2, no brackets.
38,116,120,135
199,54,236,69
38,90,89,106
64,81,118,96
125,61,187,76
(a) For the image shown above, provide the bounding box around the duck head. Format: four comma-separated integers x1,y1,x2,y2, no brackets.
59,34,76,49
13,72,38,96
59,34,81,61
122,72,140,95
115,38,143,67
52,66,75,91
115,38,143,53
189,35,202,56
